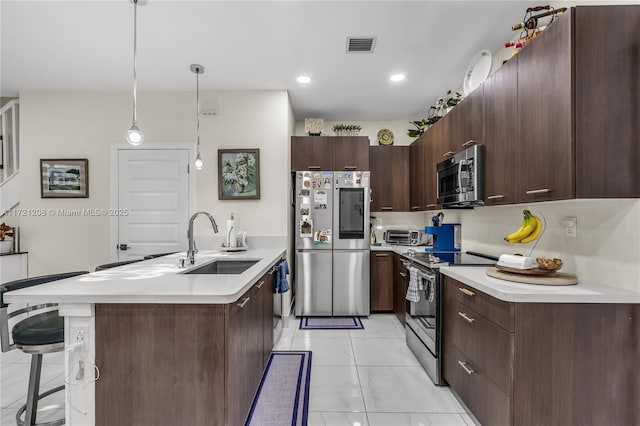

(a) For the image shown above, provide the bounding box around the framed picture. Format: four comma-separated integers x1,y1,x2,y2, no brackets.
40,159,89,198
218,149,260,200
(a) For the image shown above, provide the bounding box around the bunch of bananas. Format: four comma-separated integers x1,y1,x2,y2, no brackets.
504,210,543,243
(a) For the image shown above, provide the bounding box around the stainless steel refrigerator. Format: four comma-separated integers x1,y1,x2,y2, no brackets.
294,171,370,317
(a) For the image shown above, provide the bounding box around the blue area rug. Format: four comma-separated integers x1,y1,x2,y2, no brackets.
299,317,364,330
245,351,312,426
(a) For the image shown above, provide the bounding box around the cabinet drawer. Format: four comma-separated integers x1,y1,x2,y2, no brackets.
444,339,513,426
444,296,514,395
444,276,514,331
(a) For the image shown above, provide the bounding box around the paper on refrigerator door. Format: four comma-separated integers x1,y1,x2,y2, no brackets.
300,217,313,238
314,190,328,209
314,229,331,244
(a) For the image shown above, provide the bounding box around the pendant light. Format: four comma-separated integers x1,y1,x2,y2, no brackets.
126,0,144,145
191,64,205,170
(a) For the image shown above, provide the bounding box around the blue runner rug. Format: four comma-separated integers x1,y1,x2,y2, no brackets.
299,317,364,330
245,351,312,426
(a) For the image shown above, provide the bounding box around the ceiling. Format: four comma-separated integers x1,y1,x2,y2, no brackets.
0,1,624,121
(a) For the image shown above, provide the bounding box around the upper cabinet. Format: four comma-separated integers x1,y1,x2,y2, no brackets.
449,85,484,152
517,9,574,203
291,136,369,171
409,136,426,211
575,6,640,198
370,146,409,212
483,55,519,205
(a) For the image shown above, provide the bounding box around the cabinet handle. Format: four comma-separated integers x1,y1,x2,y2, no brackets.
410,206,422,210
525,188,551,195
425,204,437,208
458,311,475,323
375,253,389,257
399,272,407,278
381,207,393,211
307,166,321,170
256,280,265,289
237,297,250,308
442,151,455,158
461,140,476,148
487,195,505,200
458,287,476,297
458,360,475,375
343,166,358,170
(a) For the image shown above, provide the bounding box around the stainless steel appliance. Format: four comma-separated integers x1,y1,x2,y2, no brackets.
402,250,497,385
436,144,484,207
294,171,370,317
383,229,431,246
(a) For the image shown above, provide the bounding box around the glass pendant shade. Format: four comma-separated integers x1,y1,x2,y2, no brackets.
191,64,205,170
194,152,204,170
126,123,144,145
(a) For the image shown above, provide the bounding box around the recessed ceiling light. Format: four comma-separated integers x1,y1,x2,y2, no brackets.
297,76,311,84
390,74,406,82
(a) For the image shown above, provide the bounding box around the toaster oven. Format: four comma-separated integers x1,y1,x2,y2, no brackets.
383,229,431,246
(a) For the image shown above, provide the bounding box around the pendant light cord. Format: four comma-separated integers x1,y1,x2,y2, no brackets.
196,67,200,149
132,0,138,125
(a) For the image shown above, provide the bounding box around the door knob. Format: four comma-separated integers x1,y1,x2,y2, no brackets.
118,244,129,251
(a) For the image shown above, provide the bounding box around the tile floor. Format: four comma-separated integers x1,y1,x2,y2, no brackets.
1,314,476,426
277,314,477,426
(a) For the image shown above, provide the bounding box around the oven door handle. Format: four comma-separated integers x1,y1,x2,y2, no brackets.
457,160,465,194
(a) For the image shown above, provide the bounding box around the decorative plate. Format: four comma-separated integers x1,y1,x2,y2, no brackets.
463,49,492,95
377,129,394,145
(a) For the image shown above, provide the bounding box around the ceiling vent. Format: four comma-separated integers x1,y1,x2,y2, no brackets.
346,36,376,53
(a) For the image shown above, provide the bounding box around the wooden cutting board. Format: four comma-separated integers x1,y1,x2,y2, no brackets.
486,267,578,286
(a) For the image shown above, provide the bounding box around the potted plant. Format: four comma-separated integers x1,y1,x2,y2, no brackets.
0,223,14,253
332,124,362,136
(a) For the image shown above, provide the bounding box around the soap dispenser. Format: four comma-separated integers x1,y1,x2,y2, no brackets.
226,213,237,247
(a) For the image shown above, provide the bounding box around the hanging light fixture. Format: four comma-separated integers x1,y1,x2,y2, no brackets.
126,0,144,145
190,64,205,170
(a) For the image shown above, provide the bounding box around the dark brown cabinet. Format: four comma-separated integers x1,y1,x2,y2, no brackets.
227,285,263,426
443,275,640,426
370,146,409,212
370,251,394,312
258,271,275,367
424,122,443,210
291,136,369,171
448,86,484,152
575,6,640,198
393,253,407,325
517,9,574,203
409,136,426,212
483,56,519,206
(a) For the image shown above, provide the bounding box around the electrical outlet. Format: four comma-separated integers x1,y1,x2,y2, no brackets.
71,326,90,351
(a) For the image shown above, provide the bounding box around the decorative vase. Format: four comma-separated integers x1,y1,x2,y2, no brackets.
235,182,245,193
0,240,13,254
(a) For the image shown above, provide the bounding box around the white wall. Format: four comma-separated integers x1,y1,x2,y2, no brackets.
19,90,290,275
425,199,640,293
294,120,415,146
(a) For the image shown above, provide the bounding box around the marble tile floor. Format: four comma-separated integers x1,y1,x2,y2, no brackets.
277,314,478,426
1,314,476,426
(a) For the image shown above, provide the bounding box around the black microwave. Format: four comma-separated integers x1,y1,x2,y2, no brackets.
436,144,484,207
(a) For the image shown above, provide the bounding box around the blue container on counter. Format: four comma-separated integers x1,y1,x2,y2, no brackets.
424,223,461,252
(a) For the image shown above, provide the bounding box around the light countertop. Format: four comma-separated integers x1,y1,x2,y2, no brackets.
4,248,286,305
440,266,640,304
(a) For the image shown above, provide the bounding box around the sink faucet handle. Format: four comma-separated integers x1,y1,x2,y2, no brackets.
179,258,186,268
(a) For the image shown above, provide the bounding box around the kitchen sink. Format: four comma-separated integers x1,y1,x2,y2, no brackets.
184,259,260,275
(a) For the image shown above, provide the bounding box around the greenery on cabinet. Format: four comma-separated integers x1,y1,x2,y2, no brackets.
407,90,464,138
333,124,362,136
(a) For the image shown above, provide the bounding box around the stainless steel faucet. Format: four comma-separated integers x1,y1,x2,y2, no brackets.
186,211,219,264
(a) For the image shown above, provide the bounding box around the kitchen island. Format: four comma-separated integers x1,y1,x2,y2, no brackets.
4,248,286,426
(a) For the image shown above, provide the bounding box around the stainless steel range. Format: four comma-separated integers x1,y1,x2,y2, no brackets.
402,250,496,385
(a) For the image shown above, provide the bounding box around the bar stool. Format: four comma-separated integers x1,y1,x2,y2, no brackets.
94,259,142,271
0,271,89,426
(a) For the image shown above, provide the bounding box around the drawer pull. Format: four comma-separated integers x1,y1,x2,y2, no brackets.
458,287,476,297
442,151,455,158
256,280,265,289
458,311,475,323
399,272,407,278
410,206,422,210
375,253,389,257
525,188,551,195
425,204,437,208
458,360,475,375
487,195,505,200
461,140,476,147
381,207,393,211
237,297,250,308
307,165,321,170
343,166,358,170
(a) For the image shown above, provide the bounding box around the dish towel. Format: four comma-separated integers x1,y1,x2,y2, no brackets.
406,266,424,303
274,260,290,294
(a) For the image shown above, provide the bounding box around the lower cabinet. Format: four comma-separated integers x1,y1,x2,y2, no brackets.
370,251,394,312
393,253,406,325
443,275,640,426
95,266,280,426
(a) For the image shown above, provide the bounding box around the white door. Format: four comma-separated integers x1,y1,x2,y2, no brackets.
117,149,190,260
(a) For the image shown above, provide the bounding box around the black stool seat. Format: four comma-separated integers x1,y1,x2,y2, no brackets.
12,311,63,347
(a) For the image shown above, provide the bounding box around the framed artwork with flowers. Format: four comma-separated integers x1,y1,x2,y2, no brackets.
218,149,260,200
